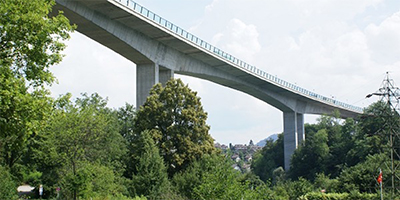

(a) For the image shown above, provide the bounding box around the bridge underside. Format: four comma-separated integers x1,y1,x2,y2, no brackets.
53,0,361,170
137,65,301,171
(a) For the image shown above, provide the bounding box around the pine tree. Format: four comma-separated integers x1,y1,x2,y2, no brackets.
130,130,169,198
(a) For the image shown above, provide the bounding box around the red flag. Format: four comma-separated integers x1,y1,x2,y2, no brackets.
377,169,383,184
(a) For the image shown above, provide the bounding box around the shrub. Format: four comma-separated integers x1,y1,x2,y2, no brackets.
301,192,379,200
0,166,18,200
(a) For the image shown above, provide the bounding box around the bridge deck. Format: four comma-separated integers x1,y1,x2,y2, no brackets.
53,0,363,118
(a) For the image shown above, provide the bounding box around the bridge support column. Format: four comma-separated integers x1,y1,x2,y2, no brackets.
159,68,174,85
297,113,305,144
136,64,173,109
283,111,304,171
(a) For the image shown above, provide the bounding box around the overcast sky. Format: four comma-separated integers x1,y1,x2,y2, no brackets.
50,0,400,145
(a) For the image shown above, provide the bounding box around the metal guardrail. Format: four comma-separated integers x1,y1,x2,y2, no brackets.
113,0,363,113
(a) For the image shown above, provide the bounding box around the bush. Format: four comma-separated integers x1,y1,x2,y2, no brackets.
90,194,147,200
59,162,127,199
301,192,379,200
337,154,388,193
313,173,339,193
0,166,18,200
273,178,314,200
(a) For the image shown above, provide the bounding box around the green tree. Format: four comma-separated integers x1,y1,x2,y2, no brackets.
132,79,215,176
290,129,329,180
33,93,127,199
338,153,389,194
272,178,314,200
117,103,136,139
249,140,254,146
0,71,53,168
309,113,357,178
313,173,340,193
316,113,344,177
61,162,126,199
0,0,73,169
272,167,286,185
184,154,250,200
130,130,169,199
348,101,398,166
172,154,224,199
116,103,138,179
0,166,18,200
192,162,246,200
172,153,274,199
251,134,284,183
0,0,73,84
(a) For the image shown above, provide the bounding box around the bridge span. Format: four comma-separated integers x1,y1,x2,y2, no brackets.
52,0,363,170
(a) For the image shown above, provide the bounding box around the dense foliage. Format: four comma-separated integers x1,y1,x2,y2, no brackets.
0,166,18,200
251,133,284,182
129,130,169,198
132,79,216,176
33,93,127,199
0,0,73,170
1,0,399,199
251,101,400,199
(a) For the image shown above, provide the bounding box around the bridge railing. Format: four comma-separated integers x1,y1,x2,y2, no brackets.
113,0,363,113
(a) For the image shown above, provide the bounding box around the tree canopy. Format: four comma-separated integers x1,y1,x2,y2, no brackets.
131,79,216,176
251,134,284,182
29,93,128,199
1,0,398,199
0,0,73,86
0,0,73,169
129,130,169,198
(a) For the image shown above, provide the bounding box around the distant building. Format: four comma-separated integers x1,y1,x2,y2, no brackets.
232,164,242,172
215,142,261,152
234,144,247,150
250,145,262,152
241,164,251,173
231,154,241,163
245,155,253,162
214,143,229,151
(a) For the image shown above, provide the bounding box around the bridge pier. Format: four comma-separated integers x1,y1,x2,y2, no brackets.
53,0,362,173
136,63,174,109
283,111,304,171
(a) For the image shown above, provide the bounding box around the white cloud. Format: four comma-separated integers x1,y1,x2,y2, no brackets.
212,18,261,63
205,0,219,13
50,0,400,145
366,10,400,64
211,33,224,45
189,0,400,144
51,32,136,109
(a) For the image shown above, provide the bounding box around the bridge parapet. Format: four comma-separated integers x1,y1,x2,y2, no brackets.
55,0,363,170
112,0,363,114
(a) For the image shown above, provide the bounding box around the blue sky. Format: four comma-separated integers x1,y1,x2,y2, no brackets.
51,0,400,145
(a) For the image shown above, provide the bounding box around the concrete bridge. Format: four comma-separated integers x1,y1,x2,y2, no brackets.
52,0,363,170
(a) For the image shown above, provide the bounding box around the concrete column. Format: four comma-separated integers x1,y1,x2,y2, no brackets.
137,63,158,109
159,68,174,86
136,64,173,109
297,113,305,144
283,111,297,171
283,111,305,171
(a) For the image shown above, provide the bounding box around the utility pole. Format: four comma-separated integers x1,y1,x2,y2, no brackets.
367,72,400,199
